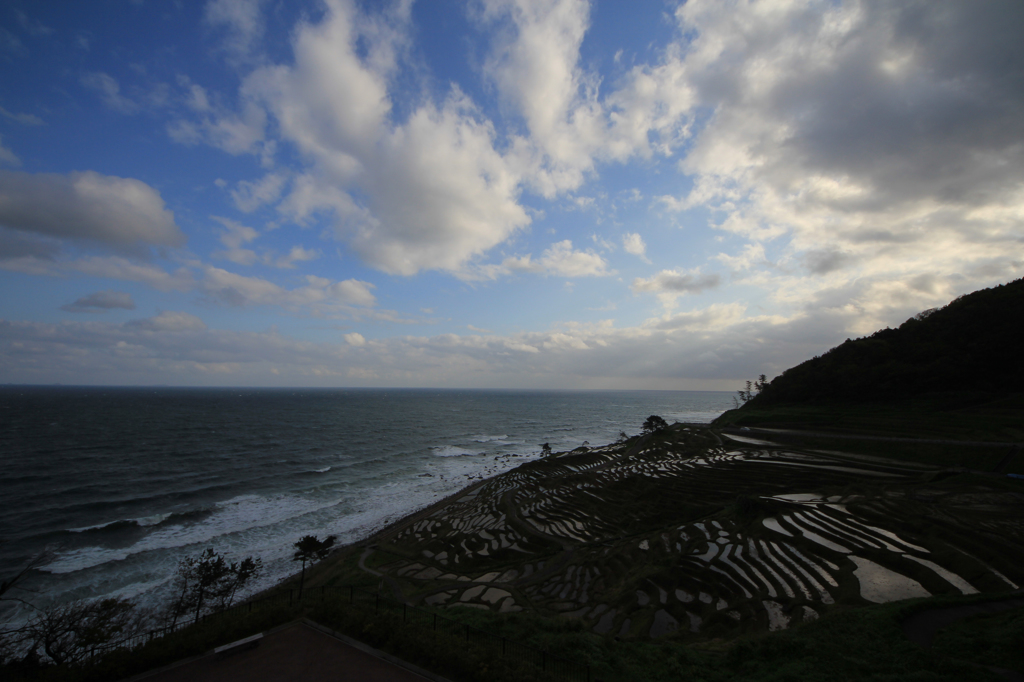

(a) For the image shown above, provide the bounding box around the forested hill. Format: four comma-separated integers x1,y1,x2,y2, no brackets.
746,277,1024,407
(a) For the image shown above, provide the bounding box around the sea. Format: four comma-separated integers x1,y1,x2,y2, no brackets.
0,386,732,627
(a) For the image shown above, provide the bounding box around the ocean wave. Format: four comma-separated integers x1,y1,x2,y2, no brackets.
430,446,481,457
471,434,508,443
311,466,331,473
66,510,199,535
43,493,345,574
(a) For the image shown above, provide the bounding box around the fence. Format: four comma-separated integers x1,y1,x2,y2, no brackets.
89,584,592,682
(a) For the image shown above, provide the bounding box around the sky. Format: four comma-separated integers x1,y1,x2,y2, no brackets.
0,0,1022,389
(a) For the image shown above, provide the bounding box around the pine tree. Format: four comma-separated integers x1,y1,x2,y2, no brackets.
292,535,336,597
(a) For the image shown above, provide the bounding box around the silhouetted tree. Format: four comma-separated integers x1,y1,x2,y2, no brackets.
1,551,53,664
168,549,262,626
292,535,336,597
735,374,769,406
23,597,137,665
641,415,668,434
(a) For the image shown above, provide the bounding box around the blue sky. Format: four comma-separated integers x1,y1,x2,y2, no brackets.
1,0,1022,388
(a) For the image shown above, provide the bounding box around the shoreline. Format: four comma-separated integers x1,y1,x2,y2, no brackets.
258,471,499,600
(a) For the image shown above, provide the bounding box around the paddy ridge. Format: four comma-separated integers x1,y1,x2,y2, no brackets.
313,423,1024,643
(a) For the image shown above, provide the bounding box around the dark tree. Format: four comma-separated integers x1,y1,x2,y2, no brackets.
641,415,669,434
216,556,261,611
736,374,770,406
168,549,262,626
1,551,53,663
24,597,136,665
292,535,336,597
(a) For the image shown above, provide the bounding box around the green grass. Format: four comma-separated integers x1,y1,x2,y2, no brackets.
5,583,1018,682
344,593,1012,682
931,604,1024,673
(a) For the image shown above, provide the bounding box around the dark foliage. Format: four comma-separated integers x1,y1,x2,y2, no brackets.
641,415,669,434
168,549,262,627
292,534,336,596
748,278,1024,406
22,597,137,666
735,374,769,406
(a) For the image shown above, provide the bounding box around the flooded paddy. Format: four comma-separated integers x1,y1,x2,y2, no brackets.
333,424,1024,639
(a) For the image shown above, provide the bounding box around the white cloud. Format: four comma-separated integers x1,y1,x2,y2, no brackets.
182,0,715,277
714,243,770,273
127,310,208,332
466,239,612,280
230,172,287,212
271,245,319,269
0,135,19,167
0,170,185,250
651,0,1024,312
199,265,377,309
632,267,721,309
211,216,318,268
0,106,43,126
646,302,748,332
168,76,270,160
239,1,530,275
481,0,600,195
61,290,136,313
535,239,611,277
1,249,381,318
102,0,691,287
622,232,650,262
204,0,267,64
213,216,260,265
15,10,53,37
71,257,196,292
0,298,883,389
80,72,139,114
215,217,259,249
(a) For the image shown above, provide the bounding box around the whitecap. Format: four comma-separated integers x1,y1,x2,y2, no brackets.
430,446,481,457
43,493,346,574
135,512,174,527
471,435,509,443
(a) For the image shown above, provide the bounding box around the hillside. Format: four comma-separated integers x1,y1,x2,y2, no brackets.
715,278,1024,440
307,425,1023,637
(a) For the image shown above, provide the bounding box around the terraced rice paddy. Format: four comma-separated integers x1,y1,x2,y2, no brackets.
359,425,1024,640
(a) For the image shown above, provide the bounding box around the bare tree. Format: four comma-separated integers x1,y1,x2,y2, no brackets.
23,597,136,666
1,550,53,664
